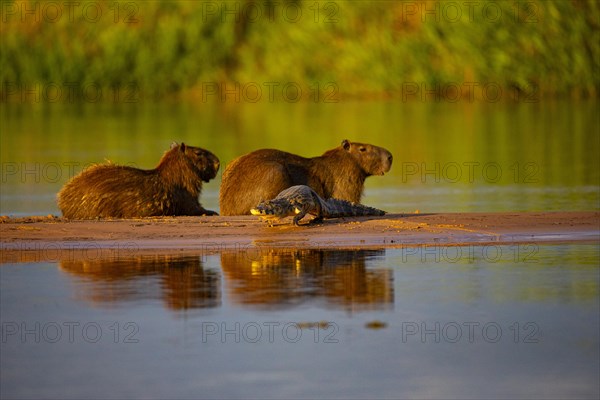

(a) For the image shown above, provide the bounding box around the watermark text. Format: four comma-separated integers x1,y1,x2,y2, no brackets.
2,321,140,343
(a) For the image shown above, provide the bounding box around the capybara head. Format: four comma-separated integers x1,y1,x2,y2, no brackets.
341,139,393,176
173,142,220,182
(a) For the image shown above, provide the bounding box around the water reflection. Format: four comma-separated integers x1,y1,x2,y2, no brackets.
59,255,221,310
2,245,597,399
221,249,393,311
2,101,599,215
57,249,394,312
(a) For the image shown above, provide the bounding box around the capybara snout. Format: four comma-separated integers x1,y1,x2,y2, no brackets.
182,144,220,182
343,139,393,176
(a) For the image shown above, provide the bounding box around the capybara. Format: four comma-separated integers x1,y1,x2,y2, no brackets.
58,143,220,219
219,139,392,215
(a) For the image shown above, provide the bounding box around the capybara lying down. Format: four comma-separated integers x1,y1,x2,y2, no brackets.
58,143,220,219
219,139,393,215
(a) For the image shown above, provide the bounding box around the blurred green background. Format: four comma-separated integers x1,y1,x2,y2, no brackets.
1,0,599,99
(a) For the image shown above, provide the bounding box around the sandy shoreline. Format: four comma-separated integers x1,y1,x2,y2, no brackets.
1,211,598,263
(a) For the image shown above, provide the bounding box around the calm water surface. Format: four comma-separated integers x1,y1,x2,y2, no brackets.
1,100,599,215
1,244,598,399
1,100,599,398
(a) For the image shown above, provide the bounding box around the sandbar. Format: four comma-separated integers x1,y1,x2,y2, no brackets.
1,212,598,263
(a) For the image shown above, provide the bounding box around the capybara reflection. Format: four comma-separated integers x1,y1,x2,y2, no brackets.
220,249,393,310
59,256,221,310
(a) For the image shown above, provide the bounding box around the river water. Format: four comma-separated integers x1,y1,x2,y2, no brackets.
1,100,598,398
1,100,598,215
1,244,598,398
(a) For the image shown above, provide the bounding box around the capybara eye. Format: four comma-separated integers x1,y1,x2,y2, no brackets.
359,147,366,152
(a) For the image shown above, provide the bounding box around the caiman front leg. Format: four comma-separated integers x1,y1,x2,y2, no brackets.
292,203,311,226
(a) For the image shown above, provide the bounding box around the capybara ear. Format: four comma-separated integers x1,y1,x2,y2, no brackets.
342,139,351,151
180,143,186,152
170,142,179,149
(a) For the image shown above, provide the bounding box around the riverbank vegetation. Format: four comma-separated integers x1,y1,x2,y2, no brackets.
1,0,598,101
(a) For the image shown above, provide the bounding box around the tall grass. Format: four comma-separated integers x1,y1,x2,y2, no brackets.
1,0,598,101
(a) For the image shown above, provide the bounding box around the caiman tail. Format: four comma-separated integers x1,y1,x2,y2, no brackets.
322,198,386,218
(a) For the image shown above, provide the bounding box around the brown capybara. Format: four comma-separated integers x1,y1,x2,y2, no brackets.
219,139,393,215
57,143,220,219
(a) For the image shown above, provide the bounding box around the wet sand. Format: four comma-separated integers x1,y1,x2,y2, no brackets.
1,212,598,263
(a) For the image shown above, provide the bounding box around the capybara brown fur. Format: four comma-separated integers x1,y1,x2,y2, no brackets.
57,143,220,219
219,139,393,215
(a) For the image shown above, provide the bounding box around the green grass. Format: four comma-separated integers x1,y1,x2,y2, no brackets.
1,0,598,101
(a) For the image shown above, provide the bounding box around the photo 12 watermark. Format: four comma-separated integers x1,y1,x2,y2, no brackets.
1,242,140,264
200,321,339,344
400,321,541,344
400,81,539,103
398,243,539,264
1,1,139,24
1,161,139,185
200,81,339,103
398,1,539,24
1,321,140,344
1,82,140,103
200,1,339,23
400,161,540,184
